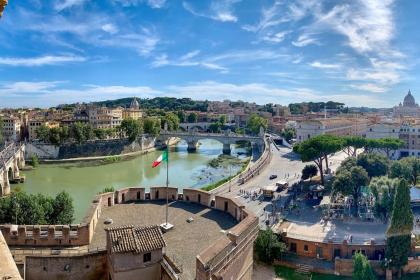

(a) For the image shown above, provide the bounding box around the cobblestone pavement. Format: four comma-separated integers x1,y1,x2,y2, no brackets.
90,201,237,280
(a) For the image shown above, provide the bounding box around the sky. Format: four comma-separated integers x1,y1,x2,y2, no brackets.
0,0,419,108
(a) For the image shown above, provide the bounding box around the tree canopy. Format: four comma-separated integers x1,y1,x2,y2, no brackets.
356,153,389,178
389,157,420,186
246,113,268,135
293,134,344,185
353,252,376,280
301,164,318,180
254,228,287,263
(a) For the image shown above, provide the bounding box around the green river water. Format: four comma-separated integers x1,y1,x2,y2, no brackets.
14,139,249,222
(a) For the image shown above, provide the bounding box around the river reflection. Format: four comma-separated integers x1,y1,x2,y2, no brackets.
15,139,249,222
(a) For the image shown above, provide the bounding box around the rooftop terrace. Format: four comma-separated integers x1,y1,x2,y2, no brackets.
89,201,238,280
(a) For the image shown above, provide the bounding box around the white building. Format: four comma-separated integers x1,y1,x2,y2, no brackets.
393,90,420,118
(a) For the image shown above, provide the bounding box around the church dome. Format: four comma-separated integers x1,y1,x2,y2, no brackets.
403,90,416,107
130,97,140,109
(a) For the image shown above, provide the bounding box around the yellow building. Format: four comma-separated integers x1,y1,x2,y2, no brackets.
123,97,143,120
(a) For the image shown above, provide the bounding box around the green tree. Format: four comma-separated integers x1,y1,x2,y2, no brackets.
83,123,95,141
94,128,107,140
369,177,398,221
377,138,405,158
356,153,389,178
35,125,50,142
390,157,420,186
353,252,376,280
187,112,198,123
177,110,186,123
385,179,414,276
120,118,142,142
48,127,61,145
51,191,74,224
246,113,268,135
30,154,39,168
280,127,296,142
144,117,161,136
208,122,222,133
301,164,318,180
254,229,287,263
293,135,344,185
332,166,369,215
336,157,357,175
219,115,227,125
343,136,367,157
72,122,86,144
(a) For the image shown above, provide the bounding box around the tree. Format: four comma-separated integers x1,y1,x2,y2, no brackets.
144,117,161,136
51,191,74,224
336,157,357,175
219,115,227,125
390,157,420,186
163,112,180,131
293,135,344,185
377,138,404,158
30,154,39,168
94,128,107,140
280,127,296,142
208,122,222,133
120,118,142,142
72,122,86,144
353,252,376,280
356,153,389,178
177,110,186,123
35,125,50,142
48,127,61,145
369,177,398,221
343,136,367,157
301,164,318,180
254,228,287,264
246,113,268,135
385,179,414,276
83,123,95,141
187,112,198,123
332,166,369,215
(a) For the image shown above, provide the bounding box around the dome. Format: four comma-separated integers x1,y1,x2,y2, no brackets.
130,97,140,109
403,90,416,107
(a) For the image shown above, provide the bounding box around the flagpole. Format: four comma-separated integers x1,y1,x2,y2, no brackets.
165,137,169,226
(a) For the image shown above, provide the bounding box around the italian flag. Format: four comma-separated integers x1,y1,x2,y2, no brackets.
152,150,168,168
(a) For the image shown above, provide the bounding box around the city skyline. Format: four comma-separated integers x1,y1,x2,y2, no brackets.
1,0,420,108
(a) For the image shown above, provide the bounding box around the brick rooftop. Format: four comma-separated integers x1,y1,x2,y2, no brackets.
89,201,237,280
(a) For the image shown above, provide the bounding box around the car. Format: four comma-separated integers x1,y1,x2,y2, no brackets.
269,174,277,180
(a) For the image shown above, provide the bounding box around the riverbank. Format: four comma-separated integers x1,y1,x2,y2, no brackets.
33,138,180,164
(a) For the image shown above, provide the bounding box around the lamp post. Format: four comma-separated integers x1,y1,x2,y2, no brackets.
0,0,8,18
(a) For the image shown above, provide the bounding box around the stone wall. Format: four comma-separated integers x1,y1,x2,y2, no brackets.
0,231,21,280
25,252,107,280
25,136,157,160
334,258,384,277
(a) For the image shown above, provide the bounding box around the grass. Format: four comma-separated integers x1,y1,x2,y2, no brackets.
274,266,350,280
201,157,250,192
275,265,420,280
102,155,122,163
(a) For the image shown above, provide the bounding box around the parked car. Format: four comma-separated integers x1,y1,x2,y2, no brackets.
269,174,278,180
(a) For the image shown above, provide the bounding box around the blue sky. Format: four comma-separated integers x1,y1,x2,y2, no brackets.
0,0,419,108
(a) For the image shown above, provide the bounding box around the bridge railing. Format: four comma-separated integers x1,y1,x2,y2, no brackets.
0,142,22,169
159,130,262,140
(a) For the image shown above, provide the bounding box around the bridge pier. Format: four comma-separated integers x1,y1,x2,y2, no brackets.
222,143,231,155
187,140,198,152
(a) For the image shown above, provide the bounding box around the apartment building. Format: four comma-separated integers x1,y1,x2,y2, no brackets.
88,106,123,129
296,117,369,143
122,98,143,120
1,115,21,141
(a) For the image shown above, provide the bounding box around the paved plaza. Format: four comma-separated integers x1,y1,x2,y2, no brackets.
89,201,237,280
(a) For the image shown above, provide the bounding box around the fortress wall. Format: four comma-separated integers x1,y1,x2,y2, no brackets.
25,251,107,280
182,188,212,207
150,187,178,201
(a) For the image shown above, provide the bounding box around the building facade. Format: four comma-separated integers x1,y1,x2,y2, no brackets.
122,98,143,120
1,115,21,141
393,90,420,118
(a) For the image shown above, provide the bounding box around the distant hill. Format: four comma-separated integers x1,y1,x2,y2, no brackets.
58,97,209,112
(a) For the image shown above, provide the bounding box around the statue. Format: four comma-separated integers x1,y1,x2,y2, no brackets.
0,0,7,18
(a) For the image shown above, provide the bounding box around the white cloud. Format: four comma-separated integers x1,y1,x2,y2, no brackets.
350,83,386,93
0,55,86,66
309,61,341,70
262,31,290,43
292,34,319,47
54,0,86,11
183,0,240,23
101,24,119,35
112,0,166,8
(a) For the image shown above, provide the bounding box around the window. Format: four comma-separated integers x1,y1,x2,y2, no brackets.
143,252,152,263
304,245,309,252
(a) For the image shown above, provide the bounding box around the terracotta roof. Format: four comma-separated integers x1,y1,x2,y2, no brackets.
106,225,166,254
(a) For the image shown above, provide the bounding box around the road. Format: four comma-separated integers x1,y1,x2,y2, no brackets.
216,140,351,227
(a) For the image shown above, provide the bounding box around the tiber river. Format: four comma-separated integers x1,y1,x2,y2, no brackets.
14,139,250,222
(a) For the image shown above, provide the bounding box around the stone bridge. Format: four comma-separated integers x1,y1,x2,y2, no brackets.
158,130,265,154
0,142,25,196
179,122,213,132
